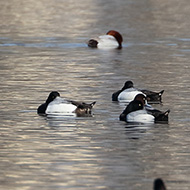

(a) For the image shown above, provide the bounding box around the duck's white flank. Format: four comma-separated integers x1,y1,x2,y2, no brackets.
118,88,145,103
97,35,119,49
127,110,155,123
46,97,77,115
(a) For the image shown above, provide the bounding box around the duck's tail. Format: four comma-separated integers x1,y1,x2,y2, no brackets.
159,90,165,96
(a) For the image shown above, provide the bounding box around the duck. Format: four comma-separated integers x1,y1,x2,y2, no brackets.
112,81,145,103
119,98,155,123
88,30,123,49
112,80,164,103
154,178,167,190
37,91,96,117
119,94,170,124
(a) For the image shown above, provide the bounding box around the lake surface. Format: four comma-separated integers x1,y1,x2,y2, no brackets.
0,0,190,189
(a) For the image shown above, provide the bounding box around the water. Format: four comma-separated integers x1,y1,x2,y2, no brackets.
0,0,190,189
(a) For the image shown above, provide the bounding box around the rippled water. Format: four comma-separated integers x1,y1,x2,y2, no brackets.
0,0,190,189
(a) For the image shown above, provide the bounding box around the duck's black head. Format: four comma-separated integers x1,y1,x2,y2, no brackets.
37,91,60,114
119,100,143,121
154,178,167,190
46,91,60,104
126,100,144,114
122,80,134,90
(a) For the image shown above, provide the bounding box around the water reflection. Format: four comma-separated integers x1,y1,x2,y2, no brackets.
124,124,153,140
0,0,190,189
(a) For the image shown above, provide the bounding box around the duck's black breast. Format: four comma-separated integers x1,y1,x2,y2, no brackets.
112,90,122,101
119,100,143,121
88,39,98,48
37,103,48,114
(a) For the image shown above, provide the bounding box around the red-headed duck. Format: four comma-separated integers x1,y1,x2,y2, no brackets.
88,30,123,49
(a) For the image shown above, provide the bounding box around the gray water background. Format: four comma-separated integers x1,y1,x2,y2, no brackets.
0,0,190,189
